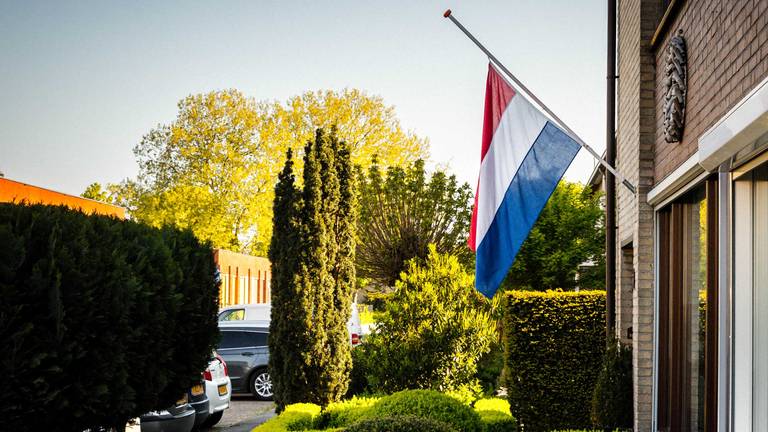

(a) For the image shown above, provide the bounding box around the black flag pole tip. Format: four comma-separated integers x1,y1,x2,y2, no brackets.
443,9,452,18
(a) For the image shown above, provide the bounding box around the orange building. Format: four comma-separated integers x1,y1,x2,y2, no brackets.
214,248,271,307
0,178,125,219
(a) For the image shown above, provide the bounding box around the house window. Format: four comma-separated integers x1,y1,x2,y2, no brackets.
657,178,718,431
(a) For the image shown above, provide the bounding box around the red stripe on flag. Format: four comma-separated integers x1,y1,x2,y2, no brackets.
480,64,515,161
469,64,515,251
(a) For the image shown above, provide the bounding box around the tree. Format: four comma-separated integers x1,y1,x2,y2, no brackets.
504,180,605,290
81,182,110,202
357,159,473,289
359,245,496,393
269,129,356,410
104,89,427,256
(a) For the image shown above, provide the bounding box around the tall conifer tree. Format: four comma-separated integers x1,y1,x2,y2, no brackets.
268,149,306,410
270,129,356,409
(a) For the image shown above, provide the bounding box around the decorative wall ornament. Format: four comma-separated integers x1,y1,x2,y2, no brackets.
663,30,687,143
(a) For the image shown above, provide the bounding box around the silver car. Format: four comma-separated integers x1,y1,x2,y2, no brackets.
216,322,272,400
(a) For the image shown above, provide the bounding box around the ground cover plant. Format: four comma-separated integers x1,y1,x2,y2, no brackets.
0,203,220,431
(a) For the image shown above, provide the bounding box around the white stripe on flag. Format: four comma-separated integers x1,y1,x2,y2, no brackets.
474,93,548,249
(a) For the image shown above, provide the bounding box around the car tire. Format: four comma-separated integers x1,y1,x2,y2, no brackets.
251,369,273,401
201,410,223,428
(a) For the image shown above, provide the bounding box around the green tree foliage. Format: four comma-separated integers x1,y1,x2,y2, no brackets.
101,89,426,256
505,180,604,290
357,160,473,289
81,182,111,202
269,129,356,410
360,246,496,393
504,290,606,431
0,203,219,431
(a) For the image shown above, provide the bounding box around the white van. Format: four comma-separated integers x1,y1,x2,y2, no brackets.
218,302,362,346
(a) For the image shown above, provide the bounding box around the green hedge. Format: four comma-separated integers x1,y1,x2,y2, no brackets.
364,390,483,432
344,415,456,432
474,398,517,432
255,393,512,432
0,204,220,430
504,290,606,431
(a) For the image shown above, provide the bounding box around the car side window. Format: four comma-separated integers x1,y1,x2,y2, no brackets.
250,332,268,347
219,309,245,321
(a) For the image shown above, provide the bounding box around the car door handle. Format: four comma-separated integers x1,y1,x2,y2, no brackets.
242,352,254,357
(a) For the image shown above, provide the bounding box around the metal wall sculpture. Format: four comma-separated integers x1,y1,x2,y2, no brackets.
663,30,687,143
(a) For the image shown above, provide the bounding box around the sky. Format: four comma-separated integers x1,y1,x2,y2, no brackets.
0,0,607,196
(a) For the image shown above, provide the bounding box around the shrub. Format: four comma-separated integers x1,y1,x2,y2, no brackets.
346,344,371,397
362,246,496,393
254,403,322,432
313,396,380,429
0,204,219,431
344,415,457,432
504,290,606,431
475,398,518,432
591,340,633,429
364,390,483,432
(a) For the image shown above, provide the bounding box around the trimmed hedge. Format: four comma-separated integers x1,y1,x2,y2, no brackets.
0,204,220,431
344,415,457,432
313,396,379,429
364,390,483,432
474,398,517,432
504,290,606,431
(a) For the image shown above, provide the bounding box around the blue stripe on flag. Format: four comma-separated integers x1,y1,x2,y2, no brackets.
475,122,581,298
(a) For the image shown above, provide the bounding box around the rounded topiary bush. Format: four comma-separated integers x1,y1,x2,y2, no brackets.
365,390,483,432
345,415,457,432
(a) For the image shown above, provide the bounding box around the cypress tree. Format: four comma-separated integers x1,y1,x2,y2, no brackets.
268,149,305,411
269,129,357,409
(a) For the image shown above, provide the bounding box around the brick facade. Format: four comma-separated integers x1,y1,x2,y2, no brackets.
654,0,768,183
617,0,768,429
617,0,662,429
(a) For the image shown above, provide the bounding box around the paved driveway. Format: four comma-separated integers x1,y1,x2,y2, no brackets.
208,395,275,431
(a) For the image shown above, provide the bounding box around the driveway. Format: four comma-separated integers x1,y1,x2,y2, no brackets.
208,395,275,431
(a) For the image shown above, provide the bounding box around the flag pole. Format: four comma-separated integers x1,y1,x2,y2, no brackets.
443,9,637,195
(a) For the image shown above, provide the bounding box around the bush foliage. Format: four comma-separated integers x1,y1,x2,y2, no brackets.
591,340,633,429
504,290,606,431
474,398,518,432
361,246,496,393
255,393,513,432
344,415,456,432
364,390,483,432
0,203,220,431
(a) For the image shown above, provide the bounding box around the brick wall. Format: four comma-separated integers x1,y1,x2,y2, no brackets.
617,0,661,429
654,0,768,182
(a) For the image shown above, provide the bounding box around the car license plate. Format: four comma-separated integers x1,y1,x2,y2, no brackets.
191,384,204,396
218,384,228,396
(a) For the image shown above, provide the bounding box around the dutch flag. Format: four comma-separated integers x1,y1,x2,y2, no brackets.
470,64,581,298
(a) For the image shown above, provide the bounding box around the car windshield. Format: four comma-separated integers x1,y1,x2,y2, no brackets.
218,309,245,321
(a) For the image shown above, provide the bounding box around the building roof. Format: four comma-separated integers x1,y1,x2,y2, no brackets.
0,178,125,218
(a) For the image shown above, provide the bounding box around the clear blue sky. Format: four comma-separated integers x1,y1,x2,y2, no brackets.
0,0,607,196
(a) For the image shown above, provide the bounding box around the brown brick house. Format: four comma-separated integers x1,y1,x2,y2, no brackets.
613,0,768,430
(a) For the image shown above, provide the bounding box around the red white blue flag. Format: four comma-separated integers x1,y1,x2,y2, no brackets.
469,64,580,298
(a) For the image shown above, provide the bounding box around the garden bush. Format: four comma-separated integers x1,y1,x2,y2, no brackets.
504,290,605,431
253,404,322,432
364,390,483,432
344,415,457,432
474,398,517,432
591,340,633,429
313,396,379,429
361,247,496,393
0,203,220,431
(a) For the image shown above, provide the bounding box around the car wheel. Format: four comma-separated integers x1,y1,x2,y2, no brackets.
201,410,223,428
251,369,273,401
